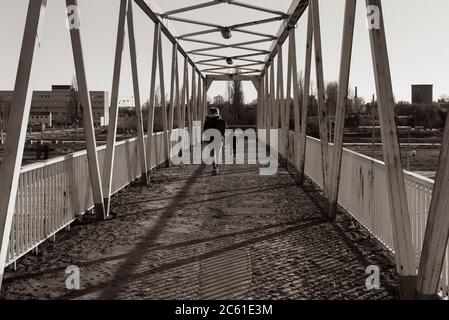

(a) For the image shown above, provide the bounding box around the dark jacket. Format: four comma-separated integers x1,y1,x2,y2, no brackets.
203,115,227,137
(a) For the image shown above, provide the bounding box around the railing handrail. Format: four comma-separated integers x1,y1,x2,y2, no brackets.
309,134,436,187
19,132,170,174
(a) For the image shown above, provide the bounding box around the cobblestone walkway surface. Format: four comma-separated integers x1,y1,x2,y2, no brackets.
1,162,399,300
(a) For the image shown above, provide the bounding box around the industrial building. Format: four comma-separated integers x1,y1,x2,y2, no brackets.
0,85,109,127
411,84,433,104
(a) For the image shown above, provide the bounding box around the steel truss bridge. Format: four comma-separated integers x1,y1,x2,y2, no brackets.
0,0,448,300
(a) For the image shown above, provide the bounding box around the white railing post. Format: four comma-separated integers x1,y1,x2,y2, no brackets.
366,0,417,299
328,0,357,220
102,0,128,216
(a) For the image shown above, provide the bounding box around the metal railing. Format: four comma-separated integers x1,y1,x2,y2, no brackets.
6,130,182,267
286,131,449,295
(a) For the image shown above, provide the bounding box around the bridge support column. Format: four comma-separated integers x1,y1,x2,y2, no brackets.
285,33,293,163
180,57,187,131
169,43,179,154
158,34,170,168
298,6,313,186
196,71,200,125
366,0,417,299
277,44,287,160
191,66,197,146
203,79,207,124
66,0,106,220
416,74,449,299
270,63,276,132
287,28,301,177
175,56,182,133
311,0,330,197
182,57,192,147
146,22,161,181
258,79,264,131
263,71,269,132
0,0,47,289
327,0,357,221
102,0,128,216
255,78,260,130
264,67,271,144
127,0,148,185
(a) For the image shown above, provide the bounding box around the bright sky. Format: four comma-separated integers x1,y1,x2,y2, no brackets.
1,0,448,105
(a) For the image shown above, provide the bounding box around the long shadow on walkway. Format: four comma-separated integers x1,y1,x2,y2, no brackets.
96,164,207,299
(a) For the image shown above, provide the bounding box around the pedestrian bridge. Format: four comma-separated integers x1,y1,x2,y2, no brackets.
0,0,448,300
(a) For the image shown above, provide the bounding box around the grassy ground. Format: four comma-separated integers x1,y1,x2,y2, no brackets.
346,144,441,173
0,128,135,166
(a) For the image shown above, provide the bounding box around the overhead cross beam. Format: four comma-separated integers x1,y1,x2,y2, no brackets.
161,0,287,18
186,38,273,55
133,0,205,80
195,52,269,64
229,1,288,17
261,0,309,76
200,62,264,71
178,27,277,40
161,0,225,17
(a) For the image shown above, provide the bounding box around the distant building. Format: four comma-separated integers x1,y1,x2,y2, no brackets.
0,85,109,127
29,112,53,128
412,84,433,104
118,97,135,108
213,95,225,105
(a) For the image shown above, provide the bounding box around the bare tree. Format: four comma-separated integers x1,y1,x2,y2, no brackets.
325,81,338,117
226,81,233,104
69,86,81,127
227,79,244,122
439,94,449,102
